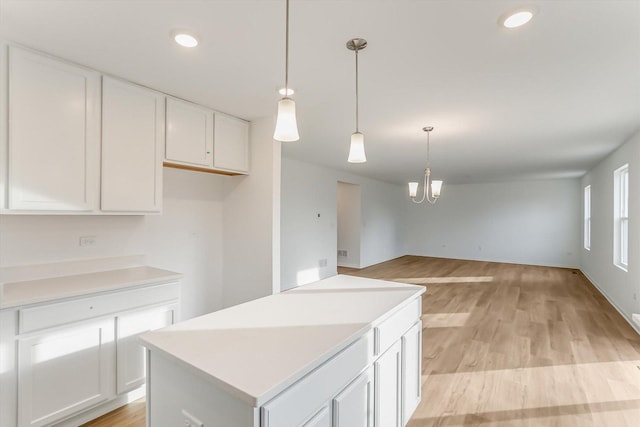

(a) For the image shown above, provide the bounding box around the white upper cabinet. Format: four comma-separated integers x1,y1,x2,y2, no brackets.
101,77,164,213
213,113,249,173
4,45,100,212
165,97,214,168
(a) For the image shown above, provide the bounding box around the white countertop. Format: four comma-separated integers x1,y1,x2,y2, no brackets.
0,266,182,309
139,274,425,407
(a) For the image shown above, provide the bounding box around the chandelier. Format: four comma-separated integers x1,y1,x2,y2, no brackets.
409,126,443,204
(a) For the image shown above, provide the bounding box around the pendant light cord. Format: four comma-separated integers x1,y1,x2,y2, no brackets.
285,0,290,93
355,48,359,132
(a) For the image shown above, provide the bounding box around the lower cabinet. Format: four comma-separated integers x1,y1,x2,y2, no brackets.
375,340,402,427
302,406,331,427
401,321,422,424
17,318,115,427
4,282,180,427
144,294,423,427
332,366,374,427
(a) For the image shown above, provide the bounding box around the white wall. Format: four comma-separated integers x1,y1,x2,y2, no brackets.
222,116,281,307
0,167,227,320
280,157,405,290
403,179,581,268
337,182,361,268
581,130,640,328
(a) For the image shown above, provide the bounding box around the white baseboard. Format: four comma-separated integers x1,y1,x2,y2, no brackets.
53,387,145,426
580,270,640,336
337,262,360,269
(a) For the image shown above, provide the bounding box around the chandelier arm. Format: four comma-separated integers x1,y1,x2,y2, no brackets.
411,170,428,203
425,168,436,204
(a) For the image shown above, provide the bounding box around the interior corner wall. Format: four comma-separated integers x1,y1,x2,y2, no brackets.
580,130,640,328
280,157,406,291
222,116,281,307
403,179,581,268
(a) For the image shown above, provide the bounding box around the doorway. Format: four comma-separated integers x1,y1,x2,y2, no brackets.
337,182,361,268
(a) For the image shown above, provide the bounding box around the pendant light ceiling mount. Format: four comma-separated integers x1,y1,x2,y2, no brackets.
347,38,368,164
346,38,367,52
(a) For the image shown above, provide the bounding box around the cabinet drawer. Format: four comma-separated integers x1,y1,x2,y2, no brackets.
261,330,374,427
19,282,179,334
374,297,421,356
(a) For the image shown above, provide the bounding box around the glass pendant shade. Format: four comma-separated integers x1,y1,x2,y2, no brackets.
408,182,419,198
273,97,299,142
431,180,443,198
348,132,366,163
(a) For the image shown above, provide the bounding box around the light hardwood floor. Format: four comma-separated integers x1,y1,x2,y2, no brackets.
83,256,640,426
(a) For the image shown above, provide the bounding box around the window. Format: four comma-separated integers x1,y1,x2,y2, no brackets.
614,164,629,271
584,185,591,250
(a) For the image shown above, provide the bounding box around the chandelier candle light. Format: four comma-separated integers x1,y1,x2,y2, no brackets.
347,38,367,163
409,126,443,204
273,0,300,142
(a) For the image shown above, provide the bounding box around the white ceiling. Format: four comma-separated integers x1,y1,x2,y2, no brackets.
1,0,638,185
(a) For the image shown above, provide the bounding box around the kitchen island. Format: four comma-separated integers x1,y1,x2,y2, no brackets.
139,274,425,427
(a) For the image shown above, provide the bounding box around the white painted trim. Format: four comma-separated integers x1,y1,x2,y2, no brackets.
337,262,361,269
580,270,640,336
53,386,146,427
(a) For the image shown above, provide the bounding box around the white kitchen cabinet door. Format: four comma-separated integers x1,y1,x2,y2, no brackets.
116,304,176,394
213,113,249,173
302,406,331,427
375,339,402,427
6,45,100,212
332,366,374,427
165,97,214,167
17,318,115,427
101,77,164,213
402,321,422,425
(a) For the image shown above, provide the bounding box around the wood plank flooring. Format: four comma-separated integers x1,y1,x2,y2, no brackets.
83,256,640,426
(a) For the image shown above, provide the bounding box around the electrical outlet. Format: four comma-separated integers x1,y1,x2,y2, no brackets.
318,258,328,267
181,410,203,427
79,236,97,247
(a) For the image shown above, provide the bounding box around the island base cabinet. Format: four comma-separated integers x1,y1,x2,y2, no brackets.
402,321,422,424
302,406,331,427
116,304,177,394
147,351,260,427
17,318,115,427
375,340,402,427
332,366,374,427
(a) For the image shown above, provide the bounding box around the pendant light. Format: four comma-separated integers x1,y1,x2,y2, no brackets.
273,0,300,142
347,38,367,163
409,126,443,204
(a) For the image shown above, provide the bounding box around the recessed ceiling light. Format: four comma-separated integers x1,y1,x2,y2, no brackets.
173,32,198,48
500,9,534,29
278,87,295,96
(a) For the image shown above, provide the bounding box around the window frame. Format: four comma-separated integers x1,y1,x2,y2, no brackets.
613,164,629,271
584,185,591,250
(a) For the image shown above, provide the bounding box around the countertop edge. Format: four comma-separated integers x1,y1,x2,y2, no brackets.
0,268,183,310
